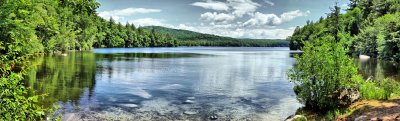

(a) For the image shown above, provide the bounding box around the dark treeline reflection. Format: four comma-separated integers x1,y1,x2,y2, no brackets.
357,59,400,81
95,53,206,61
24,52,96,108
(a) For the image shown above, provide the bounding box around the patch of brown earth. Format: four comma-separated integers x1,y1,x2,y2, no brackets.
345,100,400,121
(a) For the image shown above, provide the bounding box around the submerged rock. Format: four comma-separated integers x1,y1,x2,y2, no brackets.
184,111,198,115
183,100,195,104
119,104,139,108
62,113,81,121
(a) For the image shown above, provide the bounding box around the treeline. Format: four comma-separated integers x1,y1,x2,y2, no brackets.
145,26,289,47
289,0,400,62
0,0,178,62
178,39,288,47
93,19,178,48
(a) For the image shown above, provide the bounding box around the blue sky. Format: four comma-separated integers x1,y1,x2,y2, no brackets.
97,0,349,39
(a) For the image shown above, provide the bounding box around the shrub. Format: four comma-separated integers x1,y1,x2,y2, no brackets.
0,72,46,120
288,35,359,111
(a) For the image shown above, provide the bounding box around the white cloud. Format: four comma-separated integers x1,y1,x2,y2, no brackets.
191,0,260,17
174,23,295,39
243,12,281,26
120,0,303,39
98,8,161,20
263,0,275,6
200,12,236,23
191,1,229,11
129,18,172,27
280,10,310,22
227,0,260,17
243,10,309,27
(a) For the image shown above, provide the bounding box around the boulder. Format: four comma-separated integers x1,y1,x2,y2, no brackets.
285,115,307,121
339,88,360,105
359,55,370,60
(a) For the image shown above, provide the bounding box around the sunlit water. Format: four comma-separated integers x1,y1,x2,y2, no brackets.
23,47,400,121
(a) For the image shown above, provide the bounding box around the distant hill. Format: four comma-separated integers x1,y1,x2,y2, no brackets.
143,26,288,47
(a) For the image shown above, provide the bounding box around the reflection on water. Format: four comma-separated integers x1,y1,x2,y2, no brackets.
24,47,399,120
357,59,400,81
25,52,96,107
22,48,301,120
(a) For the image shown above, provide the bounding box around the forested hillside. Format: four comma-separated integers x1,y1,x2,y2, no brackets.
289,0,400,62
145,26,289,47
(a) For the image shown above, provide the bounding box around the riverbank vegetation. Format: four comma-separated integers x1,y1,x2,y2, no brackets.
288,1,400,120
289,0,400,62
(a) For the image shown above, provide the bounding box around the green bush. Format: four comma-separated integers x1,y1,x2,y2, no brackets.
0,72,46,120
288,35,359,111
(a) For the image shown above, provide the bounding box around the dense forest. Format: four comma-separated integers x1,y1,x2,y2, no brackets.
289,0,400,62
0,0,178,60
144,26,289,47
288,0,400,120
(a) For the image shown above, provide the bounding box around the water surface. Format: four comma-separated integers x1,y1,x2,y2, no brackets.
24,47,400,120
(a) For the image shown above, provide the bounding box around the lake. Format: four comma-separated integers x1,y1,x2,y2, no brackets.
23,47,400,120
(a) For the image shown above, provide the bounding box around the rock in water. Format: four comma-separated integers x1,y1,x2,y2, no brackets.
209,115,218,120
285,115,307,121
359,55,370,60
187,97,195,100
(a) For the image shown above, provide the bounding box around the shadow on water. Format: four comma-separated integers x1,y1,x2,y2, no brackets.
96,53,209,61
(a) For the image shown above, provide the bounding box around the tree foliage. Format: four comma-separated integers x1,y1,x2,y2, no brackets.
289,0,400,62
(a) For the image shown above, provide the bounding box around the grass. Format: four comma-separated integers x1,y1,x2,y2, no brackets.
359,78,400,100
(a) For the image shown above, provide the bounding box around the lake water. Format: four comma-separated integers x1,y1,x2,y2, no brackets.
23,47,400,121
